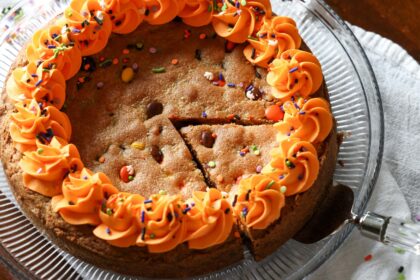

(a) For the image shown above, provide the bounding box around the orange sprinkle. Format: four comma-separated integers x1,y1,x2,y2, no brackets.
234,231,240,238
98,156,105,163
122,48,130,55
78,77,85,83
112,58,119,65
84,64,91,71
171,58,179,65
211,133,217,138
199,33,207,40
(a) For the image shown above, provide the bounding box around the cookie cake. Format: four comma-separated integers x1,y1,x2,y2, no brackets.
0,0,338,278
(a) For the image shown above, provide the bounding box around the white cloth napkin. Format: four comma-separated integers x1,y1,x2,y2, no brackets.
309,24,420,280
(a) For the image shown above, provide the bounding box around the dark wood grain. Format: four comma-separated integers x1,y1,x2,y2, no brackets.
325,0,420,60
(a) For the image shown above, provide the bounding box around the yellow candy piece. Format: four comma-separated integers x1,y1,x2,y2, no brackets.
131,141,145,150
121,67,134,83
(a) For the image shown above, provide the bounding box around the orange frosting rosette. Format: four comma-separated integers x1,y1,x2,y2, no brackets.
144,0,186,25
267,49,323,101
178,0,214,27
275,97,333,144
9,99,72,152
19,137,84,197
6,62,66,109
244,16,301,68
60,0,112,56
94,192,144,247
212,0,272,43
136,194,186,252
183,188,233,249
262,138,319,196
101,0,146,34
233,174,285,229
51,168,119,225
26,25,82,80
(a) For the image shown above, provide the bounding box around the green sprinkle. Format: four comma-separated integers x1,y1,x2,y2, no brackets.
159,190,167,195
285,159,296,169
221,3,227,11
241,0,247,6
128,175,134,181
42,68,50,72
37,148,44,154
99,59,112,68
106,208,113,216
266,180,275,189
66,11,72,17
208,161,216,168
152,67,166,73
397,273,406,280
207,4,212,12
247,35,259,41
150,233,156,239
280,186,287,193
136,42,144,50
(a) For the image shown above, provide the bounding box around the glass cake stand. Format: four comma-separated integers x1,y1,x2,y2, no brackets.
0,0,384,279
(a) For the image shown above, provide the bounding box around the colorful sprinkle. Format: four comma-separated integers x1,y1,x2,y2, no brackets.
121,67,135,82
201,111,208,118
98,156,105,163
208,161,216,168
256,165,262,173
96,82,104,89
132,63,139,71
35,79,43,87
149,47,157,54
131,141,145,150
141,210,145,223
395,248,406,254
415,214,420,221
227,83,236,88
150,233,156,239
158,190,167,195
199,33,207,40
122,48,130,55
106,227,111,235
106,208,113,216
144,199,153,204
266,180,275,189
171,58,179,65
280,186,287,193
285,159,296,169
37,148,44,154
289,66,298,73
152,67,166,73
112,58,119,64
232,194,238,207
99,59,112,68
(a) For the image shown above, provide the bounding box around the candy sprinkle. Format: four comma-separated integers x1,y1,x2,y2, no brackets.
171,58,179,65
121,67,134,82
256,165,262,173
106,227,111,235
199,33,207,39
96,81,104,89
149,47,157,54
415,214,420,221
208,161,216,168
152,67,166,73
280,186,287,193
289,66,298,73
131,141,145,150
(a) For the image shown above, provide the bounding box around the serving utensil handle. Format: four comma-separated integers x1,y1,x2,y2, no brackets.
358,212,420,255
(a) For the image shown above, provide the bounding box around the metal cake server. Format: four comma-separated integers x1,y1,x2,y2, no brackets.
294,184,420,255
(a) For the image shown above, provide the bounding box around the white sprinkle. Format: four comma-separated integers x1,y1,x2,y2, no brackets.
221,191,229,198
268,39,278,46
36,168,43,174
95,11,104,21
99,0,106,10
204,71,214,81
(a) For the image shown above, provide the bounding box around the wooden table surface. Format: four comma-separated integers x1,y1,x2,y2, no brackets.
0,1,418,279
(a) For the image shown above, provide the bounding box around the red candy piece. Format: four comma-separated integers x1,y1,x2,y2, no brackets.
364,254,373,262
120,166,130,183
265,105,284,121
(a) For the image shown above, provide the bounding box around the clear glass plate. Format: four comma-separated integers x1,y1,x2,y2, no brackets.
0,0,384,279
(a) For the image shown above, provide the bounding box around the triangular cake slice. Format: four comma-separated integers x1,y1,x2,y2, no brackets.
74,114,207,198
180,124,278,192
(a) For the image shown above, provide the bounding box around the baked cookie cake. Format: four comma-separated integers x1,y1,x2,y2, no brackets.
0,0,338,277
